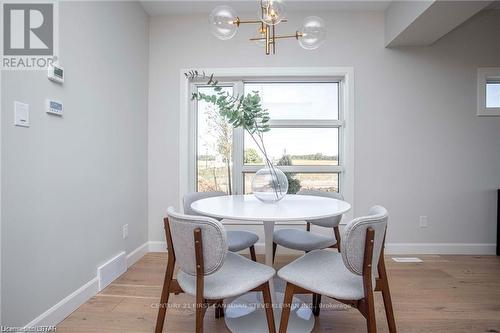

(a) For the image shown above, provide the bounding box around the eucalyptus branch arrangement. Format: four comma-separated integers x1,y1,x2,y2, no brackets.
185,70,285,197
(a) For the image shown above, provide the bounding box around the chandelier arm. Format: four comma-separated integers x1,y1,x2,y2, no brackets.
273,24,276,54
232,17,288,26
265,22,271,55
249,31,303,41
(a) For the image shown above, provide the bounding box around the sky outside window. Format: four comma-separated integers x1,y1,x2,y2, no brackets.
486,82,500,108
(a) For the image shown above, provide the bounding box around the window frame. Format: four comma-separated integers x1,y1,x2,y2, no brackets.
477,67,500,116
180,67,355,224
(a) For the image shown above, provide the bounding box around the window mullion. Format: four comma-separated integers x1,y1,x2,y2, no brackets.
338,79,345,173
189,83,198,192
268,119,343,128
232,81,245,194
243,165,342,172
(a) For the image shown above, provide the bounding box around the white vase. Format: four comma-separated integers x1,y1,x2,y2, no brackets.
251,167,288,203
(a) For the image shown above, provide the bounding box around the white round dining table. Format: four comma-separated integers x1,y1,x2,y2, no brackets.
191,194,351,333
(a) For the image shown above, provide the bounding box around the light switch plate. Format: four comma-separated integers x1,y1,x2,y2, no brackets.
14,101,29,127
122,224,128,239
419,216,428,228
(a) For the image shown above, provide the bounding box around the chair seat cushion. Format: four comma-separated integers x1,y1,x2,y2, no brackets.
273,229,336,252
278,250,365,300
178,252,275,300
227,230,259,252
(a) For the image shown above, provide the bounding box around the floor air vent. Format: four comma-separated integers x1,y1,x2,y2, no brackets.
391,257,423,263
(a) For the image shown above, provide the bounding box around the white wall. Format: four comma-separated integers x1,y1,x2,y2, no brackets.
148,10,500,249
0,60,2,326
1,1,149,326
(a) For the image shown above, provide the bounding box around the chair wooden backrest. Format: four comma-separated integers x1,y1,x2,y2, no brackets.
341,205,388,276
166,207,228,275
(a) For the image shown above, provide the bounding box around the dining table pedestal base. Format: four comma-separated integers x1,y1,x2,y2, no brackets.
224,290,315,333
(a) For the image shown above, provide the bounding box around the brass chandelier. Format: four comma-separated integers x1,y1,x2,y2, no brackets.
209,0,326,55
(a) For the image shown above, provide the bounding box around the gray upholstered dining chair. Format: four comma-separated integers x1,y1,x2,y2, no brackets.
273,189,344,262
277,206,397,333
155,208,276,333
184,192,259,262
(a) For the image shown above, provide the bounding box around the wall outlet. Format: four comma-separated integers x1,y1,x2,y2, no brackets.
419,216,428,228
122,224,128,239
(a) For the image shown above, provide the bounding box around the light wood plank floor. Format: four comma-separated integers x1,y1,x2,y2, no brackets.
57,253,500,333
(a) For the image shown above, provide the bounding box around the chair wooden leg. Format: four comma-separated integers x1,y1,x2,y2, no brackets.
272,242,277,263
279,283,295,333
381,285,396,333
365,290,377,333
312,293,321,317
250,245,257,262
378,257,397,332
334,226,341,252
317,294,322,316
155,260,174,333
262,282,276,333
215,300,224,318
220,301,225,318
196,301,207,333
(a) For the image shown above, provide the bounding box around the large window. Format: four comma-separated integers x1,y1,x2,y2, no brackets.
193,79,345,195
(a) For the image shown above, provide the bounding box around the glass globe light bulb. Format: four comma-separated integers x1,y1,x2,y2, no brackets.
298,16,326,50
259,0,286,25
209,5,238,40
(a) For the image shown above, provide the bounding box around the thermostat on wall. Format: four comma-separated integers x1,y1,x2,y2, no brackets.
48,64,64,83
46,99,63,116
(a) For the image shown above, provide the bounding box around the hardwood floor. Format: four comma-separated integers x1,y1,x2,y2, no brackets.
57,253,500,333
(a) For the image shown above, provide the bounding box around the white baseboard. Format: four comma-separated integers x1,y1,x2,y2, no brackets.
126,242,149,268
149,241,167,252
22,242,149,330
23,277,99,330
385,243,496,255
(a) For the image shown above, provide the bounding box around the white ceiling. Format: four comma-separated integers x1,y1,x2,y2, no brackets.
140,0,392,16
